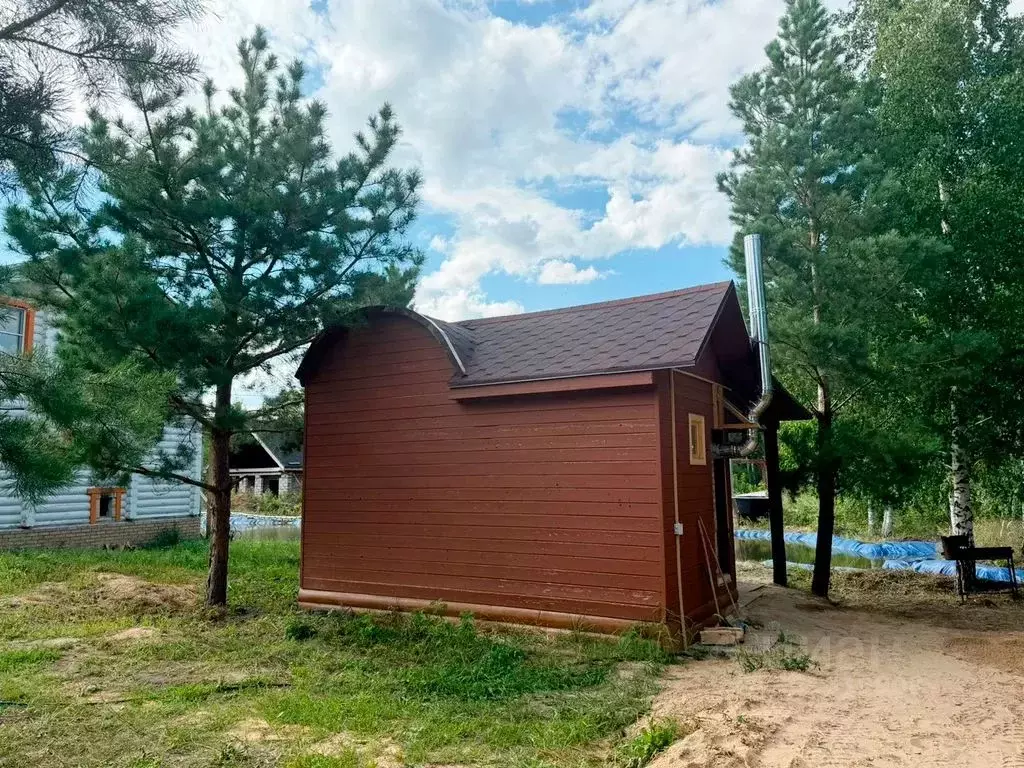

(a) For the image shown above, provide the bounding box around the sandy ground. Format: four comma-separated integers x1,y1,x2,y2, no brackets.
649,572,1024,768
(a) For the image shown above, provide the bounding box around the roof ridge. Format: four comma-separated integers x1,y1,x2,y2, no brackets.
450,280,733,327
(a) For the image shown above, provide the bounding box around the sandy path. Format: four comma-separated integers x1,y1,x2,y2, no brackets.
649,581,1024,768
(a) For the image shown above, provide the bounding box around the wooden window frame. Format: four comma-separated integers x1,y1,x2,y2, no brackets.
88,487,126,524
688,413,707,466
0,297,35,355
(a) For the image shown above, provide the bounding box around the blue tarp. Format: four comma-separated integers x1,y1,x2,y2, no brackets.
735,528,937,559
883,557,1024,584
201,512,301,534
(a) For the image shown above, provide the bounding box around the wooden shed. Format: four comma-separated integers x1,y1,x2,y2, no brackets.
296,281,806,638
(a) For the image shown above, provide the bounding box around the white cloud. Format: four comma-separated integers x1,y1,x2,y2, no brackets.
537,261,604,285
174,0,797,320
414,288,524,320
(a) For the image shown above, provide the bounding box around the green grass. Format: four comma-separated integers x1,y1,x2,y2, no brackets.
0,539,671,768
736,643,815,673
770,492,1024,545
613,720,683,768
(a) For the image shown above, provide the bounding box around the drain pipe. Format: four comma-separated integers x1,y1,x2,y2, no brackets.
714,233,773,458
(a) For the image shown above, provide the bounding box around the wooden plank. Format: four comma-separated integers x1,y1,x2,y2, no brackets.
309,394,653,420
301,555,661,591
298,497,659,517
299,520,661,547
300,510,662,533
300,530,660,562
304,472,660,490
305,460,658,478
303,486,659,504
304,431,657,453
763,421,787,587
450,371,654,400
303,446,659,465
301,572,661,608
310,418,656,439
301,578,663,622
300,542,663,576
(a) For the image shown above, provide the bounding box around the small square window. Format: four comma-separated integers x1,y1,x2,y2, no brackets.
0,303,30,355
88,487,125,524
688,413,707,465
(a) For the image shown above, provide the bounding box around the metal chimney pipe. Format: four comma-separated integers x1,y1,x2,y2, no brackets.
714,233,773,458
745,233,773,420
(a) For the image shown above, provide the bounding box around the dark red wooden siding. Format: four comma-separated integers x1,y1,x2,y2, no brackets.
302,316,666,625
655,370,735,633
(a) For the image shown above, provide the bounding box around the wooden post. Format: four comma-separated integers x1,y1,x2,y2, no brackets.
763,419,787,587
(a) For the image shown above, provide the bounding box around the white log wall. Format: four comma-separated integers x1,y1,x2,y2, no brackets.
1,310,203,530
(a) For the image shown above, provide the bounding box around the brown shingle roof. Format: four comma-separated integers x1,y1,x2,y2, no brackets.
435,281,735,386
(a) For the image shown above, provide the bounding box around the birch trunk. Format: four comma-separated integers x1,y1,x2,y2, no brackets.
867,502,876,535
949,396,974,541
881,505,894,538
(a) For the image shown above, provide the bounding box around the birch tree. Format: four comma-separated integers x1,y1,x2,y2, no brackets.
849,0,1024,543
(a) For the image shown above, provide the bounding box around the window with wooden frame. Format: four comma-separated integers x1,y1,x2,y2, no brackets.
0,298,34,356
88,487,125,524
688,413,707,465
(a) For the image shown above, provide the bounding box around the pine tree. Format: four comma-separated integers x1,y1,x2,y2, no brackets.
8,29,423,606
0,349,173,502
719,0,938,595
0,0,201,192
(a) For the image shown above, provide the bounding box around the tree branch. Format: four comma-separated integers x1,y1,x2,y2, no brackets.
131,464,214,492
0,0,72,40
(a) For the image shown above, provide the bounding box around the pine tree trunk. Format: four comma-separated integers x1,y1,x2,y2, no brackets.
811,389,835,598
882,505,894,538
867,502,876,535
206,383,233,607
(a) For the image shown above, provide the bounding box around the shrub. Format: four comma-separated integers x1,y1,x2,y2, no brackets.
285,618,317,641
737,645,815,673
146,526,182,548
232,491,301,517
615,720,681,768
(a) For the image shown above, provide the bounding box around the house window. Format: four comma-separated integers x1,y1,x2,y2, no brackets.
88,487,125,524
688,414,707,466
0,300,34,355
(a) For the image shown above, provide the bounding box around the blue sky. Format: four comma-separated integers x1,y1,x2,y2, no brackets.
3,0,799,320
166,0,799,319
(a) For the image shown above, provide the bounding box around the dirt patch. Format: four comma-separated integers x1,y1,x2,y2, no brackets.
740,561,1024,632
307,731,405,768
92,573,197,613
649,573,1024,767
6,573,196,616
107,627,159,642
227,718,309,743
7,637,80,650
944,633,1024,677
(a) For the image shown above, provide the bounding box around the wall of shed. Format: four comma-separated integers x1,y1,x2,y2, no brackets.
301,316,667,629
656,370,736,636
